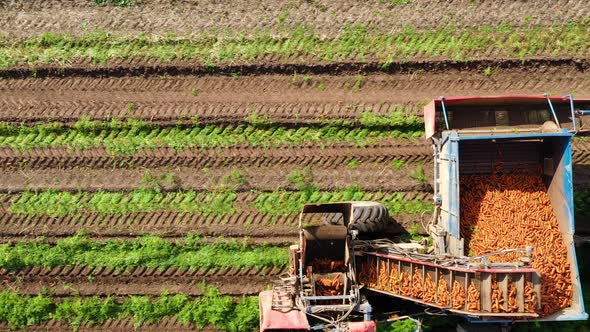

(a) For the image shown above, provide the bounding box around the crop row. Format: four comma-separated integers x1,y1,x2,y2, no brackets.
254,188,432,216
8,189,237,217
7,188,432,218
0,23,588,68
0,117,423,154
0,234,288,271
0,288,257,331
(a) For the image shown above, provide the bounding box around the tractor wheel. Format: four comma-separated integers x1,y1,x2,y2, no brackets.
323,201,389,233
323,212,344,225
349,201,389,233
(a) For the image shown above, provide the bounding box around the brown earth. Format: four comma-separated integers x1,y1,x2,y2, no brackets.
3,160,590,192
0,162,432,193
0,265,283,296
2,66,590,122
1,0,587,39
0,142,432,170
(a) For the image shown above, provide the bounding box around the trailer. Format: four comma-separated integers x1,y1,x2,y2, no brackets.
424,94,590,321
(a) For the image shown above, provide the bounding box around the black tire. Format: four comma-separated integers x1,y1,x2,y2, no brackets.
322,202,389,233
349,201,389,233
323,212,344,225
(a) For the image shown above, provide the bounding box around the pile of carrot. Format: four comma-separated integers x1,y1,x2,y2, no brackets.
524,281,538,313
316,275,344,296
491,281,505,313
507,283,519,312
452,280,466,310
423,274,436,303
389,267,400,293
378,261,389,289
460,172,572,316
400,271,412,296
412,268,424,298
311,258,346,273
467,282,481,311
437,277,450,306
358,258,378,288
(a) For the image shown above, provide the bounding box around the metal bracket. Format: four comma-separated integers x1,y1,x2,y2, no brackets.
566,94,577,132
544,93,561,128
433,196,442,206
440,96,450,130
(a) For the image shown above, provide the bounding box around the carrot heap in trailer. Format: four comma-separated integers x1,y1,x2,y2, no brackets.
460,172,572,316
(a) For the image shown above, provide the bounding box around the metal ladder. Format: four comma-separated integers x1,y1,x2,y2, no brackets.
271,276,297,312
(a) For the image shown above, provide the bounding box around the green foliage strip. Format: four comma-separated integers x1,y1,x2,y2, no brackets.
0,235,288,271
9,189,237,217
0,288,258,331
254,186,432,217
0,116,423,154
8,188,432,218
0,23,588,68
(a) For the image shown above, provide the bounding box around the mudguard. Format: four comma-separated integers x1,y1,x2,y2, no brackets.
259,290,310,331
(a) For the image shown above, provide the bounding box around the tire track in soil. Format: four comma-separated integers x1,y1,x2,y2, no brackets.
3,0,587,38
5,161,590,192
0,140,589,170
0,265,284,296
0,142,432,170
1,67,590,122
0,163,432,193
5,160,590,192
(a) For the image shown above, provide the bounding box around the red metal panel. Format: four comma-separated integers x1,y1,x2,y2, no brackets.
422,95,590,137
424,100,436,138
259,290,310,331
430,95,590,106
364,252,538,274
347,321,376,332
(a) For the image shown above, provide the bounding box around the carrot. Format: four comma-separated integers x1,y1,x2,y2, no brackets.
467,282,481,312
423,274,436,303
437,276,450,307
400,271,412,297
461,172,572,316
412,267,424,299
452,280,466,310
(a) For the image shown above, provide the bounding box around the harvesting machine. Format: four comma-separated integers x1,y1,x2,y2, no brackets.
259,95,590,331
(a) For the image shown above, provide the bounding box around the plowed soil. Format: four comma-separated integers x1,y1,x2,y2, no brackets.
2,0,587,38
0,162,432,192
2,67,590,122
0,265,284,296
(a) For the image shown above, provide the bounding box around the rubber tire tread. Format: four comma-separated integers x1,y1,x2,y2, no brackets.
351,202,389,233
323,202,389,233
